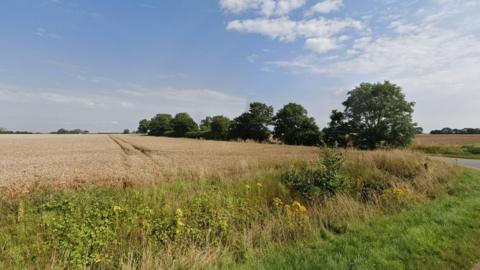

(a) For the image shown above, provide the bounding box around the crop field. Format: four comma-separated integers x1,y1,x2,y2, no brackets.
413,135,480,159
0,134,318,196
414,134,480,146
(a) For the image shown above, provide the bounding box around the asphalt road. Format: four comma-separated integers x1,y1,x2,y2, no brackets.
441,157,480,170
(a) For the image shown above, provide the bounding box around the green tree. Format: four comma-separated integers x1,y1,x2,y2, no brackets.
273,103,321,146
56,128,68,134
323,110,351,148
123,129,130,134
149,114,173,136
208,115,231,140
137,119,150,134
200,116,213,131
340,81,416,149
229,102,273,142
171,112,198,137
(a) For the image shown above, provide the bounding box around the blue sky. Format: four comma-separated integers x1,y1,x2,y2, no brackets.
0,0,479,132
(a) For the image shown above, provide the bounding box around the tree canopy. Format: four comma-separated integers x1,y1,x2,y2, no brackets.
137,119,150,134
208,115,231,140
326,81,416,149
273,103,321,146
229,102,273,142
200,116,213,132
323,110,351,148
149,114,173,136
171,112,198,137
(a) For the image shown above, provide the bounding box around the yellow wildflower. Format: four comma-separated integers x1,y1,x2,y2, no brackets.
292,201,307,213
273,197,283,208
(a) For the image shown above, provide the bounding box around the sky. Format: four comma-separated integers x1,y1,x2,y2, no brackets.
0,0,479,132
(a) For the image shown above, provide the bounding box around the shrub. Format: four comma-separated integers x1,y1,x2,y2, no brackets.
462,145,480,155
185,131,208,139
282,150,349,200
41,193,118,268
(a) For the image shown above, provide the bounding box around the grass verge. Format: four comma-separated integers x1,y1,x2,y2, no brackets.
413,144,480,160
242,169,480,270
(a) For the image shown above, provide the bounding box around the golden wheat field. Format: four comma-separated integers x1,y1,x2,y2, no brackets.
414,134,480,146
0,134,319,195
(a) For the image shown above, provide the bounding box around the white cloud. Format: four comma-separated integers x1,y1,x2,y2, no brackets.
227,17,363,54
306,0,343,16
305,37,339,53
264,0,480,130
223,0,361,54
219,0,306,17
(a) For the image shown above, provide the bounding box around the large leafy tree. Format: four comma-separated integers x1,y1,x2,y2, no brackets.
329,81,416,149
273,103,321,146
209,115,231,140
149,114,173,136
171,112,198,137
323,110,351,148
137,119,150,134
229,102,273,142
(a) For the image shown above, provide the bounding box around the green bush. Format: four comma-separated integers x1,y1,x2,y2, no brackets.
462,145,480,155
41,193,118,268
282,150,349,200
185,131,208,139
163,130,175,137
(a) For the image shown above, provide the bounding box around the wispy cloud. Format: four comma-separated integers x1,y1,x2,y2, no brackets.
220,0,307,17
258,0,480,130
35,28,62,39
0,81,247,123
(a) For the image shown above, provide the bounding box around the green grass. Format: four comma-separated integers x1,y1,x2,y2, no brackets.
414,144,480,160
242,169,480,270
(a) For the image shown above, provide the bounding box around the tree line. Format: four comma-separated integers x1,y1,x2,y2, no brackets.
0,128,32,134
51,128,90,134
138,102,321,145
138,81,418,149
430,128,480,135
